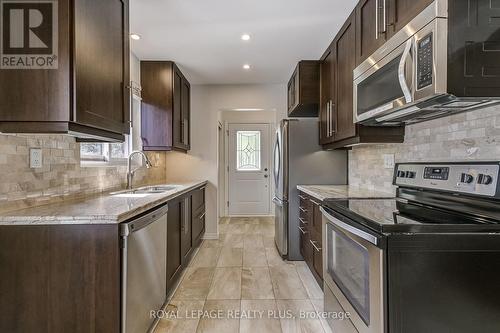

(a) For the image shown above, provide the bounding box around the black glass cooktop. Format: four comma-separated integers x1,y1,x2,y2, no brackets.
323,198,500,234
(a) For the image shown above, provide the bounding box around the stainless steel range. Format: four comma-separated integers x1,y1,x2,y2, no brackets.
321,162,500,333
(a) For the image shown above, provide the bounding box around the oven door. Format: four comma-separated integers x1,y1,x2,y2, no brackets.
321,207,386,333
354,37,415,124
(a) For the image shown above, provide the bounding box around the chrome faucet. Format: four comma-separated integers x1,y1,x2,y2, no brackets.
126,151,153,189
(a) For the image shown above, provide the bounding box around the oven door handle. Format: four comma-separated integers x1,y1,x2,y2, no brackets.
320,207,379,246
398,38,413,104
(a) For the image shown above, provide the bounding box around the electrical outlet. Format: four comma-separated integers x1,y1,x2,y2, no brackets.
30,148,43,168
383,154,395,169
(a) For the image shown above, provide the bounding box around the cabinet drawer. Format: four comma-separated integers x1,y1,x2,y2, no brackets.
191,187,205,215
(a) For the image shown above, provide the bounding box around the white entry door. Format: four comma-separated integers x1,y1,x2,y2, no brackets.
228,123,271,215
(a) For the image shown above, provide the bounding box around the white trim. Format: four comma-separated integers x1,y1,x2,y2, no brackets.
226,215,275,218
225,122,273,216
202,232,219,240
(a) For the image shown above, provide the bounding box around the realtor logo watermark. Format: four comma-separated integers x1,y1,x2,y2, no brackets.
0,0,58,69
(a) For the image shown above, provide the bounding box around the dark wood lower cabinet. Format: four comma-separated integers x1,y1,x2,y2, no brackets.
0,225,120,333
0,185,206,333
298,191,323,287
167,196,184,291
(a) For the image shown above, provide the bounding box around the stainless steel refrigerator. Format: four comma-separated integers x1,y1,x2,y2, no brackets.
273,119,347,260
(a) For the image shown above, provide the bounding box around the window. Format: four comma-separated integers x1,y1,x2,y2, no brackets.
236,130,261,171
80,82,141,164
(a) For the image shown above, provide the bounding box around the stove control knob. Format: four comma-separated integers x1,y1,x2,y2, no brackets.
478,174,493,185
460,173,474,184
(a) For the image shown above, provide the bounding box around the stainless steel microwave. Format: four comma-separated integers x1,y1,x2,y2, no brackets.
353,0,500,126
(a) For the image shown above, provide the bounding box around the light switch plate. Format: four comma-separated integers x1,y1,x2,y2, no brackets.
30,148,43,168
383,154,395,169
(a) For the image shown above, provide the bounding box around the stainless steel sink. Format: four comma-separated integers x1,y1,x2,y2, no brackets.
132,185,179,194
111,185,180,196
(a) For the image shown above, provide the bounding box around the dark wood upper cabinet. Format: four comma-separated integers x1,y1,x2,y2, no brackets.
320,10,405,150
0,0,130,142
386,0,434,37
141,61,191,151
319,48,336,145
334,14,357,142
355,0,387,66
356,0,433,65
287,61,320,117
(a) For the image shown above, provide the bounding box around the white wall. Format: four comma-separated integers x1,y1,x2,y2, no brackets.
164,84,286,238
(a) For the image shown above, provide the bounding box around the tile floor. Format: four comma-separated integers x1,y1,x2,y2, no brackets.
155,217,331,333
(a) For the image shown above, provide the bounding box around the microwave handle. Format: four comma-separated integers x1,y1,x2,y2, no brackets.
398,39,413,103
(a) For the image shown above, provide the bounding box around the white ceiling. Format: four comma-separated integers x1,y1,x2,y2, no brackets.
130,0,357,84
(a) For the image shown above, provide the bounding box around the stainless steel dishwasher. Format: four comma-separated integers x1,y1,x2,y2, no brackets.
120,203,168,333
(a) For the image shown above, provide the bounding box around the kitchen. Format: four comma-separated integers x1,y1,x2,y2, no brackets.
0,0,500,333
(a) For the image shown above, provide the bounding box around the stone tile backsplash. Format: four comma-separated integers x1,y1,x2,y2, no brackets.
349,105,500,193
0,134,166,213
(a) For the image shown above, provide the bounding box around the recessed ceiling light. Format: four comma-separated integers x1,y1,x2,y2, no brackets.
243,64,251,70
241,34,251,41
130,34,141,40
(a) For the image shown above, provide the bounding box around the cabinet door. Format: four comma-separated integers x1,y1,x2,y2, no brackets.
287,69,297,114
74,0,130,135
387,0,433,37
355,0,387,65
140,62,174,150
172,67,183,149
181,78,191,149
319,48,335,145
167,198,183,292
191,188,206,246
310,234,323,280
181,196,192,264
334,13,357,142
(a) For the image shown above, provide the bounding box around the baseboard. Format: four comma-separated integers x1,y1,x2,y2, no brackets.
202,232,219,240
225,215,275,218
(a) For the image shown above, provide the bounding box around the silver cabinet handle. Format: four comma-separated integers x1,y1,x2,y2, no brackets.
381,0,387,33
299,206,308,213
199,212,206,220
375,0,379,39
326,101,330,138
298,226,308,234
299,217,308,225
310,239,322,252
330,102,336,136
298,194,307,200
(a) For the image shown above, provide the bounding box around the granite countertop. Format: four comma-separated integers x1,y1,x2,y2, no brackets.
0,180,207,225
297,185,395,201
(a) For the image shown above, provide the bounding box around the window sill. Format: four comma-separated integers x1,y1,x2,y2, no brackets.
80,159,128,168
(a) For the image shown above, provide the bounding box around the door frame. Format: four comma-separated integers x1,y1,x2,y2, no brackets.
224,121,274,217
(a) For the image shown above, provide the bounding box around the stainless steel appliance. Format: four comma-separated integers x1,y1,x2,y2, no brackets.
322,162,500,333
273,118,347,260
353,0,500,126
121,203,169,333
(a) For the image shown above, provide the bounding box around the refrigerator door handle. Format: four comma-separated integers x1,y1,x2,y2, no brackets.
273,197,284,206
